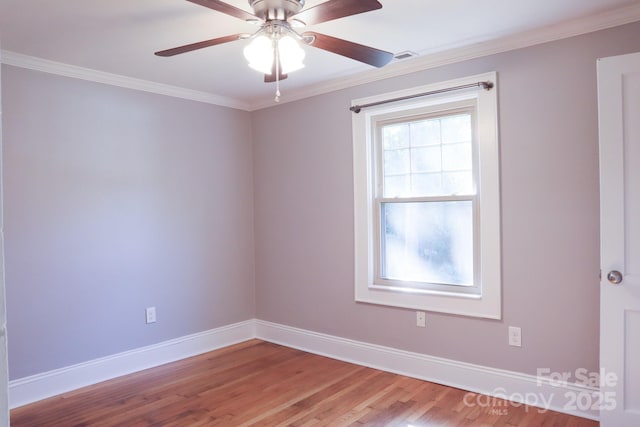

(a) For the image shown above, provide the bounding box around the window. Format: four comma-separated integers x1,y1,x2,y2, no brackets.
352,73,501,319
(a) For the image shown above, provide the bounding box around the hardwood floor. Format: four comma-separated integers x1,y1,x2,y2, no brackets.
11,340,598,426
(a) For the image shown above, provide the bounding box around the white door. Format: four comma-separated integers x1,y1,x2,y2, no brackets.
598,51,640,426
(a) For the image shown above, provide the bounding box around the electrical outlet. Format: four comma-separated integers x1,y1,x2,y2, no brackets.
508,326,521,347
145,307,156,324
416,311,426,328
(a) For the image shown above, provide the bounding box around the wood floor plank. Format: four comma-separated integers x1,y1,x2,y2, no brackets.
10,340,598,426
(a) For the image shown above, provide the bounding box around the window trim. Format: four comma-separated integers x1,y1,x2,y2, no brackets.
352,72,501,319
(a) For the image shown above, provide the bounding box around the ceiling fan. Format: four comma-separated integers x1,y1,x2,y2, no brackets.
155,0,394,98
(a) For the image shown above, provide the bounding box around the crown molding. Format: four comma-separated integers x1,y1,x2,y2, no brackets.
248,3,640,110
3,3,640,112
0,50,251,111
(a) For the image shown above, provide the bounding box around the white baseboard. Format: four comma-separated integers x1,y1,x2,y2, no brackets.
8,320,255,409
254,320,599,421
9,319,599,421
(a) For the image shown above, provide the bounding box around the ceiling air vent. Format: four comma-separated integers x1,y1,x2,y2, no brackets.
393,51,419,61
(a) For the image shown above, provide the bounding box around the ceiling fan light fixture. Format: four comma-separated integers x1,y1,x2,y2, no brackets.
278,35,305,74
243,31,305,76
243,35,274,74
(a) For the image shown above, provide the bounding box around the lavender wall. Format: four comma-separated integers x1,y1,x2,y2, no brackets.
4,21,640,384
252,22,640,376
2,66,255,379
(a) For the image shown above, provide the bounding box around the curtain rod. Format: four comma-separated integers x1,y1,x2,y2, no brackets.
349,81,494,114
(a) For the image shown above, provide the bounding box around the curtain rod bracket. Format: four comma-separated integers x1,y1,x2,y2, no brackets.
482,81,494,90
350,80,493,114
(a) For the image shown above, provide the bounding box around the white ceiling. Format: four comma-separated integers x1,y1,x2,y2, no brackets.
2,0,640,109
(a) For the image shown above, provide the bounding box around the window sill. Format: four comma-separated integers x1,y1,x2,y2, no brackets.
355,284,501,319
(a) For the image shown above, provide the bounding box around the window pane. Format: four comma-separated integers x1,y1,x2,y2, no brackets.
411,146,441,173
383,148,410,176
410,120,441,146
412,173,442,196
442,142,472,171
443,171,473,195
381,201,473,286
382,123,409,149
384,175,411,198
441,114,472,144
381,112,474,198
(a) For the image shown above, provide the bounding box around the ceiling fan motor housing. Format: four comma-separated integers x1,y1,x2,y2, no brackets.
249,0,305,20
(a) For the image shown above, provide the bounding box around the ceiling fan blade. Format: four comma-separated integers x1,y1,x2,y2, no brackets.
303,32,393,68
186,0,258,21
155,34,243,57
292,0,382,26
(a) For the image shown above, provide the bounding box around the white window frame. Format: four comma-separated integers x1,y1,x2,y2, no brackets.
375,102,479,293
352,72,501,319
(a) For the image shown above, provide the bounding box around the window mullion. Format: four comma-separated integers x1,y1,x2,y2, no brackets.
379,195,475,203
